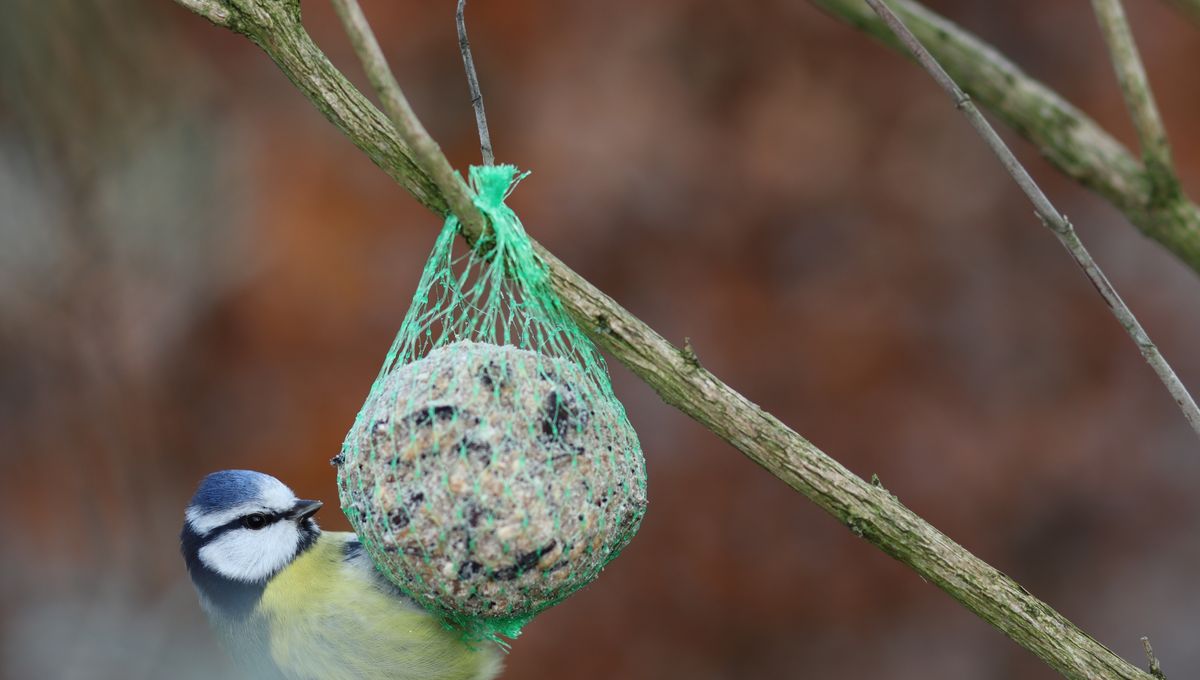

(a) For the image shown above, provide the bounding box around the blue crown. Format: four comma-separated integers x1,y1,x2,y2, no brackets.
189,469,273,511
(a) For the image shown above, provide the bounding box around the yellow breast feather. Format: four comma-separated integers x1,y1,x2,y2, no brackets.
259,532,501,680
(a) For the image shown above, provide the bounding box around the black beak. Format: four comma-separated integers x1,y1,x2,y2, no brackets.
287,499,323,521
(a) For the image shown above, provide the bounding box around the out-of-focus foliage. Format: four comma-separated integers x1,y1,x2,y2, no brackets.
2,0,1200,678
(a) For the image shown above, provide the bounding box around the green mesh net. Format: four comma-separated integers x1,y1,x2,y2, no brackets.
335,165,647,641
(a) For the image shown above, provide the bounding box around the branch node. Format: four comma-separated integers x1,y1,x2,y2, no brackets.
593,314,611,336
847,516,868,538
1037,212,1073,237
1141,636,1166,679
681,338,701,369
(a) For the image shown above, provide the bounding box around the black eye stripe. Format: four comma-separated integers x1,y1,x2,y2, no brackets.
204,511,287,540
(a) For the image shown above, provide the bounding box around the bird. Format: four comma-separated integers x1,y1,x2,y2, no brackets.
181,469,503,680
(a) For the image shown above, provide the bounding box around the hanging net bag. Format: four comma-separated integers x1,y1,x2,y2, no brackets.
336,165,648,641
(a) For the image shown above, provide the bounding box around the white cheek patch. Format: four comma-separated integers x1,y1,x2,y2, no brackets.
198,522,302,582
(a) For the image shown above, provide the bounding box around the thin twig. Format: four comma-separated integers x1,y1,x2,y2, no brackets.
457,0,494,165
170,1,1156,677
1141,637,1167,679
811,0,1200,275
864,0,1200,443
1091,0,1180,200
329,0,486,239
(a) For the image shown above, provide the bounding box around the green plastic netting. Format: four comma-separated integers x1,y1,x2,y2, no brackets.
335,165,647,641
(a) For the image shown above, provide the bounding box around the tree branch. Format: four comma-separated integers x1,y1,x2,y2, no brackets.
812,0,1200,276
172,0,232,26
1091,0,1180,201
858,0,1200,440
328,0,483,239
193,0,448,214
456,0,494,166
169,0,1154,677
1142,636,1168,680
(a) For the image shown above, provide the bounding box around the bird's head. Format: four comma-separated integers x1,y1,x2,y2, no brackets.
181,470,323,615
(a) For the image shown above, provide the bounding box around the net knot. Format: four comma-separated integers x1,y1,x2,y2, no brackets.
465,164,543,284
469,164,525,212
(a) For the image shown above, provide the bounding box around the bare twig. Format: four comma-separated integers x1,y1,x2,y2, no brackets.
811,0,1200,275
1141,636,1167,679
457,0,494,165
170,1,1155,677
1091,0,1180,200
329,0,484,239
864,0,1200,443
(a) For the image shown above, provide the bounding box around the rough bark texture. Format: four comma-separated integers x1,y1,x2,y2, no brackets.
170,0,1154,677
813,0,1200,276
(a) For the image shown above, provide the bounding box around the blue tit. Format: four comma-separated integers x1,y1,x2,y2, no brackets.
181,469,503,680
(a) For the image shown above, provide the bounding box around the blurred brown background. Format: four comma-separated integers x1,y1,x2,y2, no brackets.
2,0,1200,678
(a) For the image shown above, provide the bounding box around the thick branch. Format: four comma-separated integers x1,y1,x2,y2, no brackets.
170,0,1154,678
1091,0,1180,200
812,0,1200,275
